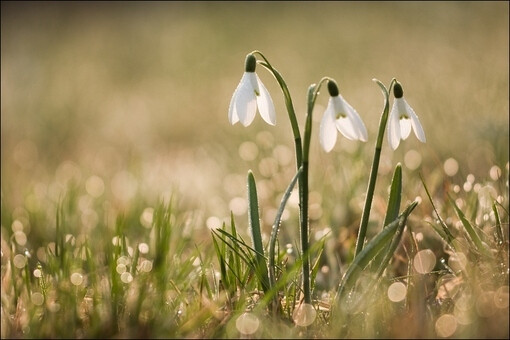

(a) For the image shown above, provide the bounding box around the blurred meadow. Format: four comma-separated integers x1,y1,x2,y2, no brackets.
1,1,509,338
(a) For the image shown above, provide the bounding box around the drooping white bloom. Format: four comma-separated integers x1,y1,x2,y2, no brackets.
228,54,276,126
387,82,426,150
320,80,367,153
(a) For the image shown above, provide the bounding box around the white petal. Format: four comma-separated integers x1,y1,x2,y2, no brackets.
235,73,257,126
255,74,276,125
387,100,401,150
340,95,368,141
228,90,240,124
399,118,412,140
320,100,338,152
335,117,359,141
332,96,359,141
406,102,426,143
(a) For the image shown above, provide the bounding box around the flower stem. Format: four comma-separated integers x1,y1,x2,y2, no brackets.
301,78,330,304
353,78,396,258
252,51,303,169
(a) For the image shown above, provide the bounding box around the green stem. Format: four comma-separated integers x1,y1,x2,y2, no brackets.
252,50,303,169
354,78,396,258
300,78,330,304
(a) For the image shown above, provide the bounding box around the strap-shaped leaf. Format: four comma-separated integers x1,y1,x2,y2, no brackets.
247,170,270,293
269,166,303,288
449,194,491,257
336,201,418,304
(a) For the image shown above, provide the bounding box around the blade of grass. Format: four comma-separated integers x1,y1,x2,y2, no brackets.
336,201,418,306
492,201,504,245
247,170,270,293
369,163,403,275
420,173,455,244
449,194,491,257
269,166,303,288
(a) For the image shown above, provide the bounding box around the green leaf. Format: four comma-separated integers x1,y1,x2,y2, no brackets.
449,194,491,257
247,170,270,293
337,201,418,305
420,174,455,244
269,166,302,288
383,163,402,228
492,201,504,245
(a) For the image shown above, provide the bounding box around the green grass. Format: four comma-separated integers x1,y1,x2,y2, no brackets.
1,2,509,338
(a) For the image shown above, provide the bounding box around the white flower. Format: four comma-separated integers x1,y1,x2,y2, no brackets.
228,54,276,126
320,81,367,153
387,82,426,150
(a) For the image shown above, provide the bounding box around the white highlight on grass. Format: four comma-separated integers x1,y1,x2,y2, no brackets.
443,158,459,177
293,303,317,327
85,175,105,198
235,312,260,335
387,281,407,302
435,314,457,337
13,254,27,268
414,249,436,274
70,272,84,286
404,149,422,170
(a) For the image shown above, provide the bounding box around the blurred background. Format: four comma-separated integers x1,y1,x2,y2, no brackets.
1,2,508,246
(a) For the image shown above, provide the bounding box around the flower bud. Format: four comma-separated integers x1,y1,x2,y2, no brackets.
393,82,404,98
245,54,257,73
327,80,339,97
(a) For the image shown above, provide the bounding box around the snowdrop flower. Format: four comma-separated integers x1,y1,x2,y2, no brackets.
228,54,276,126
319,80,368,152
387,81,426,150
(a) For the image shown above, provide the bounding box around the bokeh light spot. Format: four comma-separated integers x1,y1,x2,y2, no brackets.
229,197,247,216
414,249,436,274
85,175,105,198
70,272,84,286
404,149,422,170
435,314,457,337
13,254,27,268
494,286,509,309
489,165,501,181
236,312,259,335
293,303,317,327
238,141,259,161
444,158,459,177
31,292,44,306
387,281,407,302
120,272,133,283
140,207,154,229
138,243,149,254
478,185,497,209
